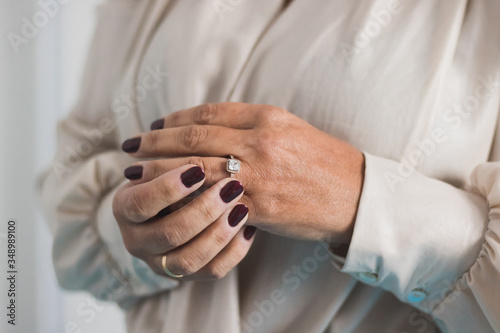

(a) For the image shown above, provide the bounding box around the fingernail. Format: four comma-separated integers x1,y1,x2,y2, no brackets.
181,166,205,188
228,204,248,227
150,118,164,131
220,180,243,203
124,165,143,180
122,137,141,153
244,226,256,240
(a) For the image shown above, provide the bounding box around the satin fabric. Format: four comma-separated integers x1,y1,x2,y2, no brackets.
41,1,500,332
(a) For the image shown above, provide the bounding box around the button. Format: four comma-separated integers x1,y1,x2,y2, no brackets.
407,289,427,303
357,272,378,283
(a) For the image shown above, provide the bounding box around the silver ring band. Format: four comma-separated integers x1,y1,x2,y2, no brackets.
227,155,241,178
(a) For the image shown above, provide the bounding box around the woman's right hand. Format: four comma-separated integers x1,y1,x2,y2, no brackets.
112,164,256,280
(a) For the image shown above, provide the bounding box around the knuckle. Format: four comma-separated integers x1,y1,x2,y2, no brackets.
169,111,181,125
177,255,199,275
158,177,176,201
122,233,142,258
206,262,228,280
182,125,207,149
124,240,144,259
154,226,182,249
146,131,160,153
252,128,274,153
257,105,285,123
197,196,219,222
126,190,150,222
148,161,162,178
211,228,231,248
188,156,212,182
188,156,206,171
194,103,218,124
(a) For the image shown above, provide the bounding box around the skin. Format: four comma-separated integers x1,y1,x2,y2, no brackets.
113,102,365,279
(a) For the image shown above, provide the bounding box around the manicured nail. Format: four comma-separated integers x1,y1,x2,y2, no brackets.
156,206,173,218
124,165,143,180
244,226,256,240
181,166,205,188
122,137,141,153
220,180,243,203
150,118,164,131
228,204,248,227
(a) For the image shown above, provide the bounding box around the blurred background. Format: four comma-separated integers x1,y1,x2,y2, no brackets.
1,0,126,332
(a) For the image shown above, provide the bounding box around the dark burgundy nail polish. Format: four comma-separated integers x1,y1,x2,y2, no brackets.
150,118,165,131
124,165,143,180
181,166,205,188
244,226,256,240
156,206,173,218
122,137,141,153
220,180,243,203
228,204,248,227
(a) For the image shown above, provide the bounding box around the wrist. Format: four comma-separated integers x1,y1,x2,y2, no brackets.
326,149,365,254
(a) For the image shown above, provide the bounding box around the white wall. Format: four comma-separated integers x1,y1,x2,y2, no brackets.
1,1,126,332
0,1,38,332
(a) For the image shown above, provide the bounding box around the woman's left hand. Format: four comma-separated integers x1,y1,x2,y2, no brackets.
121,102,365,245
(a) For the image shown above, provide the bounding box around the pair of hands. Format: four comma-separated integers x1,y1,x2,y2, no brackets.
112,103,365,280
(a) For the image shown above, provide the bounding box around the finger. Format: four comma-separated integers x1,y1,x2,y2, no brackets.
115,164,205,223
124,156,228,186
121,125,247,158
137,178,245,254
150,103,261,130
196,225,257,279
151,203,250,277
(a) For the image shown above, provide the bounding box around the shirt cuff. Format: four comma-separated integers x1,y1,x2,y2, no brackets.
334,152,488,313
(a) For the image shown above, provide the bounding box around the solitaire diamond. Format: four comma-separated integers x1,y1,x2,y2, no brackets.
227,158,240,174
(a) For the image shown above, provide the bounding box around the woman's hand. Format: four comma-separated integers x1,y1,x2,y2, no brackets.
112,164,256,279
121,102,365,245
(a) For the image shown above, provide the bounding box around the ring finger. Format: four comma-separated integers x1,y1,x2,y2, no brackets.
124,156,230,186
150,203,251,277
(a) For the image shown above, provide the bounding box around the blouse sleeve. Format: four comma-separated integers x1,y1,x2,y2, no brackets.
39,0,178,309
334,113,500,332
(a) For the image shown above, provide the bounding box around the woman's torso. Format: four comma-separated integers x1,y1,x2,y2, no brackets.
102,0,500,332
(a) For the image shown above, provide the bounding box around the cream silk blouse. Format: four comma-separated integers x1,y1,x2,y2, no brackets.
40,0,500,332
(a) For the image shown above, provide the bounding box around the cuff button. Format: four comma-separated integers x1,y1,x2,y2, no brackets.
357,272,378,283
407,289,427,303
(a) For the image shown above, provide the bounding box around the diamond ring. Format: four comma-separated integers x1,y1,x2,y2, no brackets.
227,155,241,178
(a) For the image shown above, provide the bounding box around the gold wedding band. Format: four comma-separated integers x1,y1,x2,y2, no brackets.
162,255,184,278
